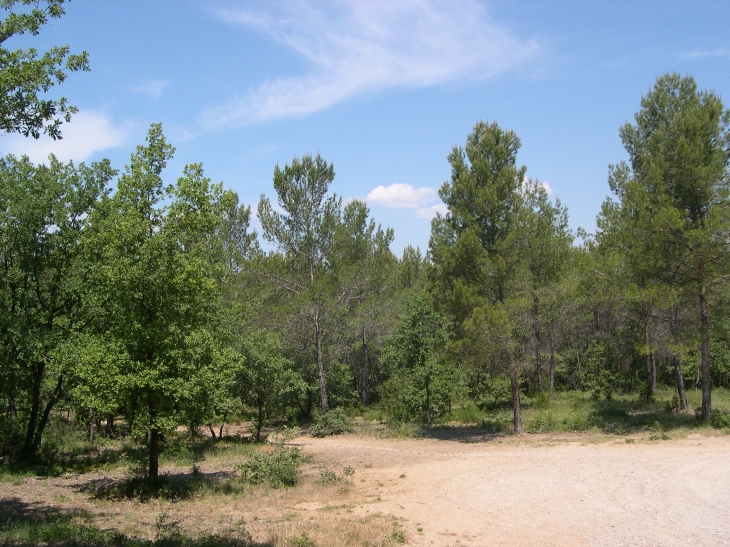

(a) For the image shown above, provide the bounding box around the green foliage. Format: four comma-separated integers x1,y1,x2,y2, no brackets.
0,153,114,458
711,410,730,429
581,340,617,400
0,0,90,140
237,445,302,488
532,391,551,409
310,408,351,437
379,296,458,425
86,125,234,477
237,328,303,442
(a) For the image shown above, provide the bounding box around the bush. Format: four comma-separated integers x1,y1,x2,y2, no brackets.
310,408,351,437
533,392,551,409
237,446,301,488
711,410,730,429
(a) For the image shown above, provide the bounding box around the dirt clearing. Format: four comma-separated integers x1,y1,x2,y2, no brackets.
294,433,730,546
3,433,729,546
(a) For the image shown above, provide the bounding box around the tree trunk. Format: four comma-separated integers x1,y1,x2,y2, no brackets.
21,365,44,458
88,409,95,445
218,413,227,439
361,328,370,406
650,352,657,395
149,428,160,480
314,312,329,412
8,395,17,424
256,405,263,442
645,325,656,398
534,297,543,393
548,332,556,391
673,356,688,411
425,373,431,427
699,269,711,420
30,375,63,455
106,414,114,435
207,423,217,439
508,349,522,434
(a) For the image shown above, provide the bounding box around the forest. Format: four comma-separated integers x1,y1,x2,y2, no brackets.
2,2,730,547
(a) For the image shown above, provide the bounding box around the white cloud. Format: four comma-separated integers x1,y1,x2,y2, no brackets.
132,79,170,100
366,183,436,208
415,203,448,219
201,0,540,127
541,181,553,195
0,111,129,163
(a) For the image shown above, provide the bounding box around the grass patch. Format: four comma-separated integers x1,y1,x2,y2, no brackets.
429,388,730,436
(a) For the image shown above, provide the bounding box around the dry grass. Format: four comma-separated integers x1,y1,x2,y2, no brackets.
2,439,404,547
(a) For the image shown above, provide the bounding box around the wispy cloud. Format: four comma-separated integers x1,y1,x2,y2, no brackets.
680,48,730,61
0,110,129,164
201,0,540,128
132,79,170,100
366,183,436,208
541,181,553,195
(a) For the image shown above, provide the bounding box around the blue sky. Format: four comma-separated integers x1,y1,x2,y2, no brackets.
3,0,729,254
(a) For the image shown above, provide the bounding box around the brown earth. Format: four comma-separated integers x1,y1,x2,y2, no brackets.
3,431,729,546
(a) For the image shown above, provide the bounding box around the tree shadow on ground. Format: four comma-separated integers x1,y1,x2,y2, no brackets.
587,398,699,433
0,496,270,547
358,396,711,443
79,469,244,502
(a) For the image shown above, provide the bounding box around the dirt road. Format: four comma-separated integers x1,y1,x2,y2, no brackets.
298,433,730,547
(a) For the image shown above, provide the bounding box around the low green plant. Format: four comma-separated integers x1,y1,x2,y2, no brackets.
711,410,730,429
316,468,338,486
390,522,406,544
237,446,301,488
290,532,316,547
316,466,353,486
533,392,551,409
310,408,351,437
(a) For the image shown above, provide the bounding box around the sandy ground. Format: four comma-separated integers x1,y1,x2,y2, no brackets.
3,432,730,546
294,433,730,547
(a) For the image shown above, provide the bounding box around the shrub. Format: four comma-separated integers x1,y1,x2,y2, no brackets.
237,446,301,488
310,408,351,437
711,410,730,429
533,392,550,409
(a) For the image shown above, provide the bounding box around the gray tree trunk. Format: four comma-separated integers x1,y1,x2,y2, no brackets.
315,311,329,412
699,268,712,420
361,328,370,406
508,349,522,434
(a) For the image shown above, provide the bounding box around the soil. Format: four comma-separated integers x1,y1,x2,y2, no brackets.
296,432,730,546
3,431,729,546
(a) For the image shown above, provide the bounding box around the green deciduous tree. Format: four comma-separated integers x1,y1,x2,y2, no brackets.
0,0,89,139
0,154,113,459
380,295,456,426
94,124,231,479
237,327,303,442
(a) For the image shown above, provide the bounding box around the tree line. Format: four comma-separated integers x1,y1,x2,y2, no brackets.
1,1,729,479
